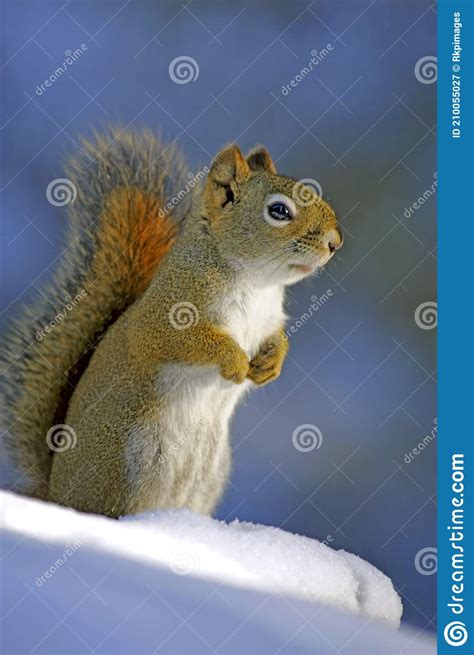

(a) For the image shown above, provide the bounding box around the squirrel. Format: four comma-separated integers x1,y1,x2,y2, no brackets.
0,127,342,518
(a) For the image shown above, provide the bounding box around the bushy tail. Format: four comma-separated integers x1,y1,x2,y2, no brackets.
0,128,193,498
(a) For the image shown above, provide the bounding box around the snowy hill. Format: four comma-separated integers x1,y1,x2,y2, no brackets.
0,491,435,654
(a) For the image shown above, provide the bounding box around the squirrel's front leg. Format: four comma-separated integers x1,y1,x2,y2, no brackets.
247,329,289,386
163,323,250,384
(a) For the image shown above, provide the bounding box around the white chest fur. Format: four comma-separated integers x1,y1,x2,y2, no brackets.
128,283,286,512
216,283,285,358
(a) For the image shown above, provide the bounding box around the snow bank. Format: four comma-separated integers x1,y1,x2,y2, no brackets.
0,491,435,654
124,508,402,627
2,491,400,626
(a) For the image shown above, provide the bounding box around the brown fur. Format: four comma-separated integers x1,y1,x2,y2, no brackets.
0,130,187,498
1,134,342,517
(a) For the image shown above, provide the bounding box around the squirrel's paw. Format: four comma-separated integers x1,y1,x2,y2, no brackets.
219,347,250,384
247,336,288,386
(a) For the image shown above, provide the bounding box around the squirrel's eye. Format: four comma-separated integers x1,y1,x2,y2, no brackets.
263,194,297,227
268,202,292,221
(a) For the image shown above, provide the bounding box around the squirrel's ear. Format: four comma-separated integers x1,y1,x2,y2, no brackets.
204,144,250,216
246,146,277,175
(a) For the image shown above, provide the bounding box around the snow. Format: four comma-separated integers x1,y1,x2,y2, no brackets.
123,508,402,626
0,491,435,654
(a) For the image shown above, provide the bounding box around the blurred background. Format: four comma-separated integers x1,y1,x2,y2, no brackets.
1,0,436,635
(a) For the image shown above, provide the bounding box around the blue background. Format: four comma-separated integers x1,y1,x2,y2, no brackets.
0,0,437,634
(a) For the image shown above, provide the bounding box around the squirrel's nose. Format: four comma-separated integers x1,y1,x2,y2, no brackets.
323,227,343,254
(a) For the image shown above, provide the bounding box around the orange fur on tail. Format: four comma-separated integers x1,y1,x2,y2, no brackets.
0,129,191,497
93,187,176,303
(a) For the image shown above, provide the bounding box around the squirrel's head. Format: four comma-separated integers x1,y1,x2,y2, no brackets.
202,144,342,286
